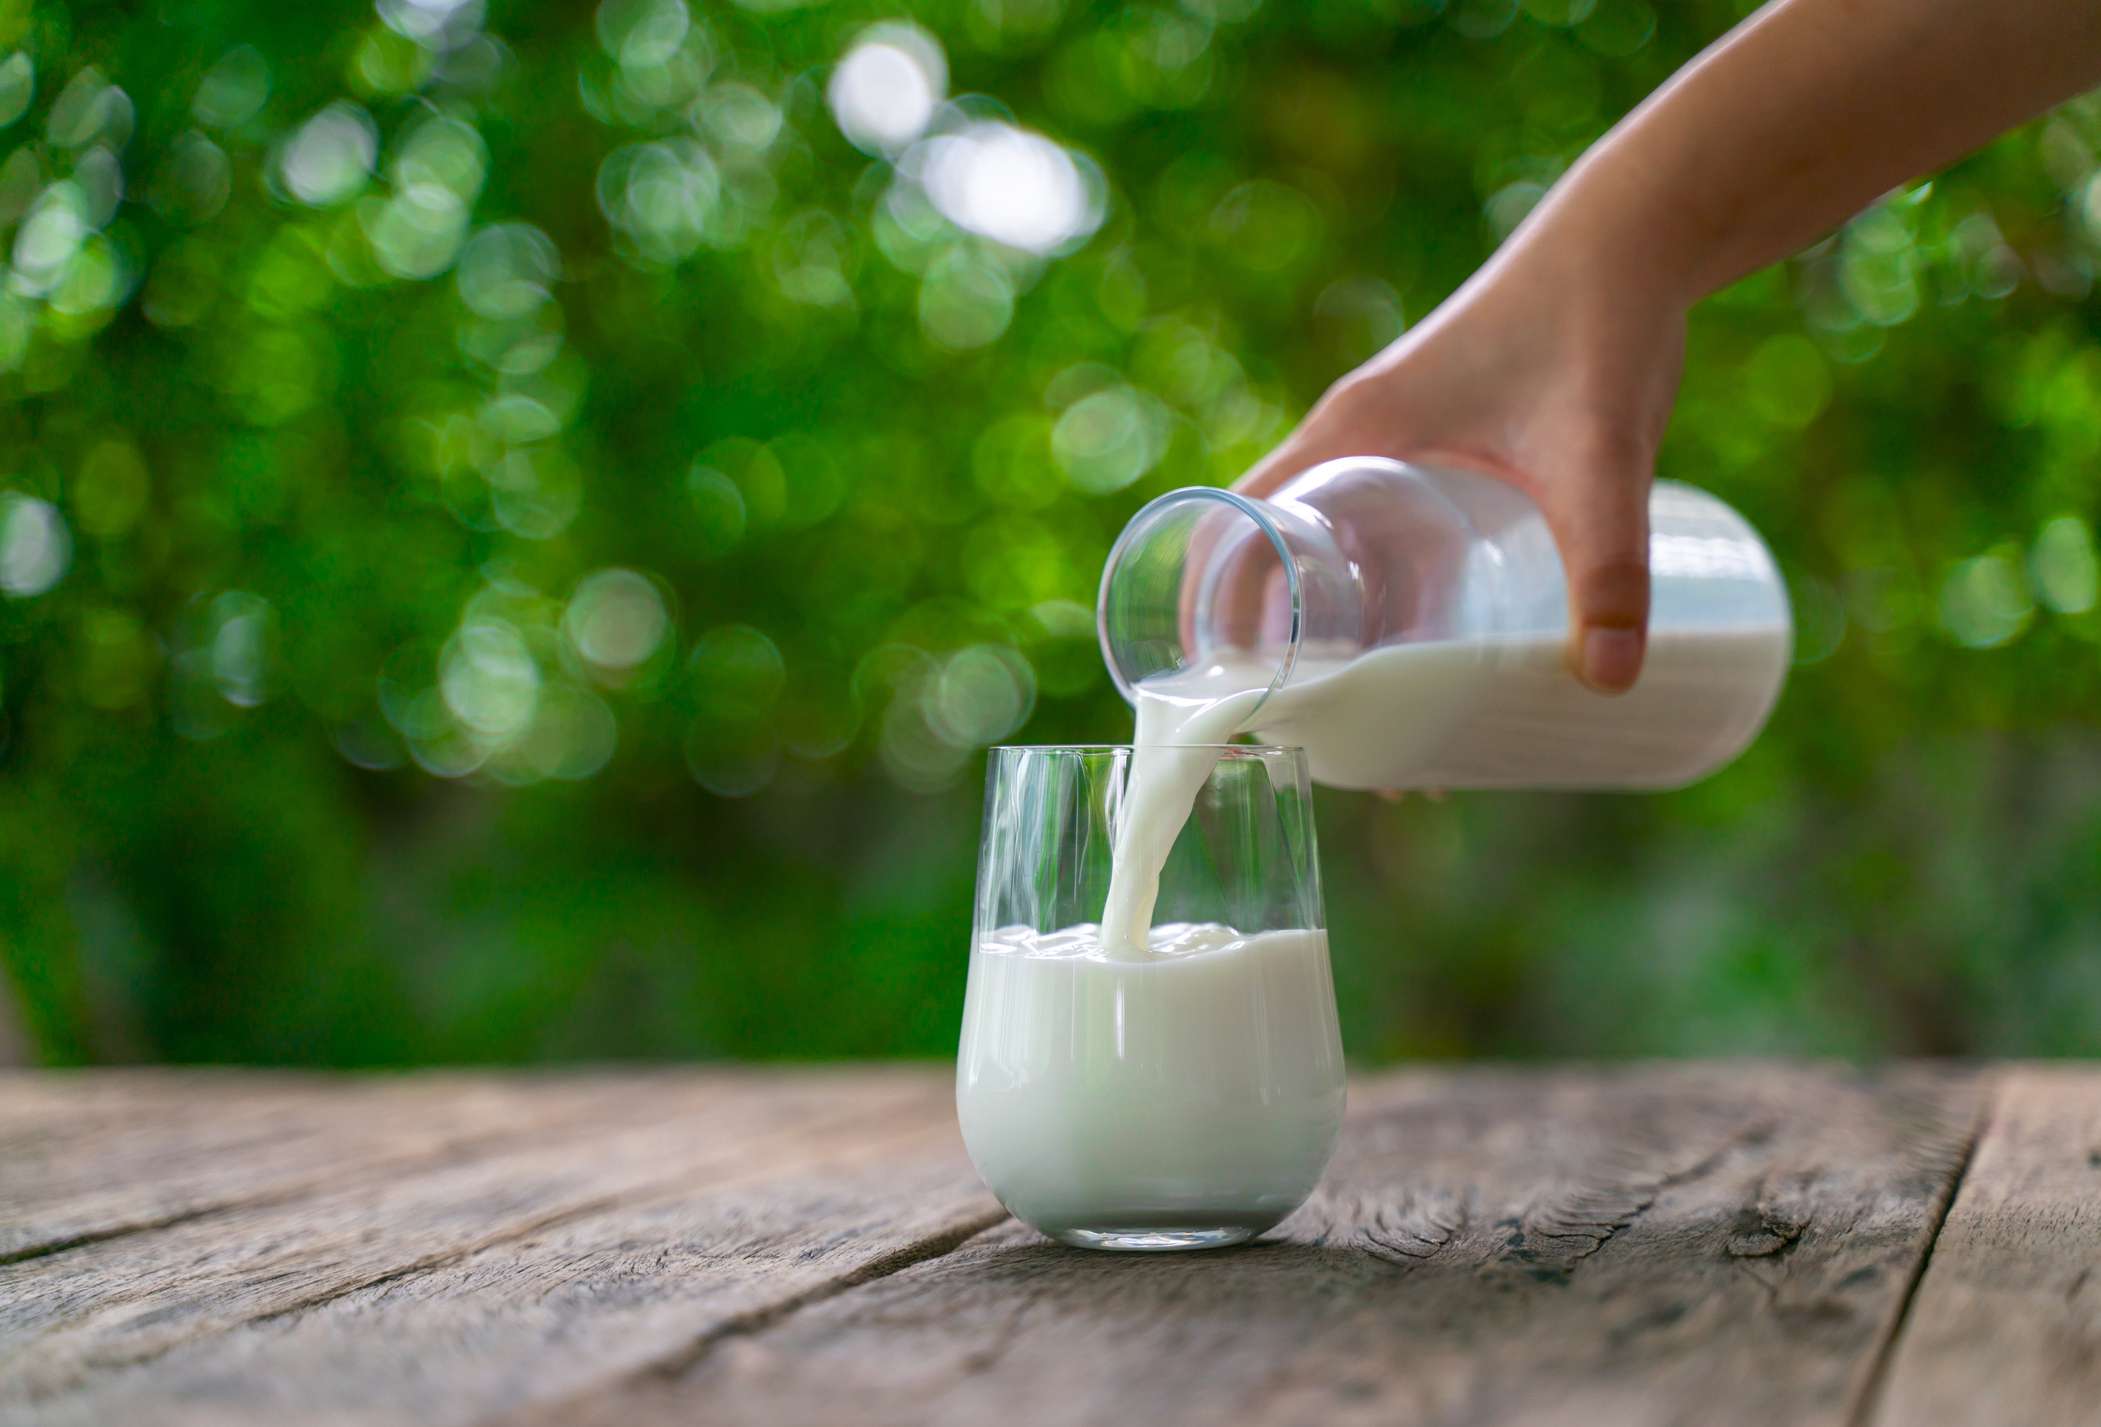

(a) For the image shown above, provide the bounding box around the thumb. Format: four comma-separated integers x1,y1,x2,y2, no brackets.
1531,444,1652,694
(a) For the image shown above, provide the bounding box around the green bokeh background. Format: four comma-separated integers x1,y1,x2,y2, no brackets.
5,0,2101,1065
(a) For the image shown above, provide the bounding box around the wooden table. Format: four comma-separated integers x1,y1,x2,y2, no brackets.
3,1065,2095,1426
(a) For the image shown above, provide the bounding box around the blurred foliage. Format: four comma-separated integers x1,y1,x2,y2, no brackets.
6,0,2101,1065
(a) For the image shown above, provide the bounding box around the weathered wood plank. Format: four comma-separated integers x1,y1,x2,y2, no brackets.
1869,1065,2101,1427
0,1071,690,1261
0,1067,985,1419
0,1067,1996,1427
16,1112,1002,1427
533,1066,1979,1427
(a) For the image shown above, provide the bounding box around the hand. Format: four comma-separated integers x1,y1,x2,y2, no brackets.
1234,215,1687,693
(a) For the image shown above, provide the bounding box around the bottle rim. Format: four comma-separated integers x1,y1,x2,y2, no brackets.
1095,484,1301,710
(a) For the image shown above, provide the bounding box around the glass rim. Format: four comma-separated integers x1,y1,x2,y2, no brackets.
989,742,1305,755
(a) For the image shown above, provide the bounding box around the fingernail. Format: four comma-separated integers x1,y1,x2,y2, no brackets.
1579,627,1643,693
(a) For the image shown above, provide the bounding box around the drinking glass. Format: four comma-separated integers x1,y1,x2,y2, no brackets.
956,744,1344,1252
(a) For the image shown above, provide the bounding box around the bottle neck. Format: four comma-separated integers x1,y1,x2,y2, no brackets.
1097,486,1364,709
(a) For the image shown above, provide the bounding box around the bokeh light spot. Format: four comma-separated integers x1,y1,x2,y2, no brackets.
378,0,486,47
1577,0,1655,56
151,131,232,225
2031,515,2099,616
520,680,619,781
687,464,748,556
918,246,1014,350
1745,335,1832,430
12,182,88,295
690,623,785,718
485,446,583,540
599,139,720,263
930,644,1035,745
829,23,946,154
47,68,132,150
441,619,541,736
598,0,692,70
0,53,33,129
363,183,469,278
0,495,70,597
279,103,378,206
479,393,560,445
877,690,971,792
563,568,671,673
971,411,1059,511
393,114,488,199
194,46,270,129
1052,385,1167,493
1208,179,1321,273
209,591,278,706
703,82,782,153
913,121,1101,255
457,223,559,319
1939,548,2035,649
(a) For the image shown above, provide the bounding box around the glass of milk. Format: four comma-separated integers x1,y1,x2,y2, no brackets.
957,744,1345,1253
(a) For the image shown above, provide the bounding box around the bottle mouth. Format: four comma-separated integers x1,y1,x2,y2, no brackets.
1096,486,1304,709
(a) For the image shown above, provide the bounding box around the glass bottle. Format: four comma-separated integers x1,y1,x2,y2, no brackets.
1096,456,1791,790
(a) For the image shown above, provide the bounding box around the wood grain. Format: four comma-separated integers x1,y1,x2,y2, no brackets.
1868,1065,2101,1427
0,1065,2043,1427
0,1071,692,1261
533,1065,1977,1427
0,1070,982,1408
7,1073,1000,1427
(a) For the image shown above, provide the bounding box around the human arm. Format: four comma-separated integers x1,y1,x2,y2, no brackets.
1239,0,2101,691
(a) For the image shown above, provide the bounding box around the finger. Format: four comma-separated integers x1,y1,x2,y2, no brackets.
1531,440,1652,694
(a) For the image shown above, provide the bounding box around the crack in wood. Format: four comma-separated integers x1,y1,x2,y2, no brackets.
6,1186,687,1409
1356,1193,1466,1270
4,1089,970,1410
2,1087,734,1266
241,1189,668,1331
1490,1116,1773,1284
636,1209,1010,1381
1,1206,268,1269
481,1206,1013,1426
1841,1082,1990,1427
